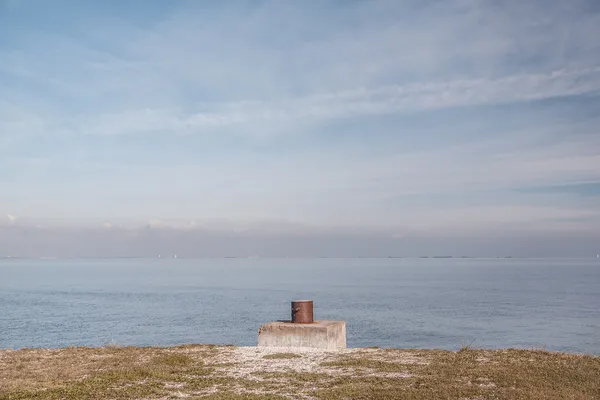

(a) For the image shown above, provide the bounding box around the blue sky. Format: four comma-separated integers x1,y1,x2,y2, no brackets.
1,0,599,256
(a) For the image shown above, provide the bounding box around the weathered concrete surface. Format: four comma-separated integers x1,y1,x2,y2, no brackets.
257,320,346,350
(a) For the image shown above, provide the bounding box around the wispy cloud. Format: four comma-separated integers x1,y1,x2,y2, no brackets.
2,1,600,131
1,0,599,256
11,66,596,138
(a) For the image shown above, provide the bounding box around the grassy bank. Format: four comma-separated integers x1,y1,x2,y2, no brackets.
1,345,598,399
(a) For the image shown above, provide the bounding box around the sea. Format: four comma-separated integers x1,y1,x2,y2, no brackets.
1,258,599,354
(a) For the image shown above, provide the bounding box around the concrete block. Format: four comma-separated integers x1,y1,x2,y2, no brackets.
257,320,346,350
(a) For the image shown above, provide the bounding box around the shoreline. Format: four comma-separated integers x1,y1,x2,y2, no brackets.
1,345,598,399
2,344,598,357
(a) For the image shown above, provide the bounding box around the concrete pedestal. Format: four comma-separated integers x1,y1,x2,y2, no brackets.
257,320,346,350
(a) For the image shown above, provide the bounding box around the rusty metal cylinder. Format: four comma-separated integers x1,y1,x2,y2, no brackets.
291,300,314,323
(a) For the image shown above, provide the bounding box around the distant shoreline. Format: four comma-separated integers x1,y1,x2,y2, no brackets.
2,256,598,260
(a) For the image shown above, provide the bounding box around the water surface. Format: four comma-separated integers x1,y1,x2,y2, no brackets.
1,258,598,354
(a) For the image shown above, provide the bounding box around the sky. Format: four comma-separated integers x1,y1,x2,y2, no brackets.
1,0,600,257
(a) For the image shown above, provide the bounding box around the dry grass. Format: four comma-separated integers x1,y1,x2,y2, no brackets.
0,345,598,399
316,348,600,399
262,353,302,360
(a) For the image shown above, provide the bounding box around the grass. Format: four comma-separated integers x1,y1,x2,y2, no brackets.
262,353,302,360
0,345,598,399
317,348,600,400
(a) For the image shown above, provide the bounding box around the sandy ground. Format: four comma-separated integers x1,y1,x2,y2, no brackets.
214,346,418,378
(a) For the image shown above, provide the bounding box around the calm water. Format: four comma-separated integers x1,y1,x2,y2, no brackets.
1,258,599,354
